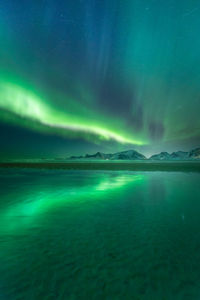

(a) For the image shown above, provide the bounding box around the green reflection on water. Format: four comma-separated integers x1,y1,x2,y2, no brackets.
0,171,143,233
1,169,200,299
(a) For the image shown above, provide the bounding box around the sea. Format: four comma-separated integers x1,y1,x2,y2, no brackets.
0,168,200,299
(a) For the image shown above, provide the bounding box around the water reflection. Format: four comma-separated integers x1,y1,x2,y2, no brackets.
0,171,143,233
1,170,200,299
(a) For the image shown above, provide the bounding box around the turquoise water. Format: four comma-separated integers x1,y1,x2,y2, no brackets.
0,169,200,299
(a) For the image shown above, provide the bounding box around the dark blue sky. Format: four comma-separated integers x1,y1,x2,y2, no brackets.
0,0,200,158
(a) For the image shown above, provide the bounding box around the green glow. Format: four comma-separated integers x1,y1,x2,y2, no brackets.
0,173,143,233
0,80,146,145
1,0,200,156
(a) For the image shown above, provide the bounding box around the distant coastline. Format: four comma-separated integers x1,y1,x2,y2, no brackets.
68,148,200,161
1,161,200,173
0,148,200,165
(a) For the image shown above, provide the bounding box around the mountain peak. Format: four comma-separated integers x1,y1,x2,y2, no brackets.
150,148,200,160
69,147,200,161
70,149,146,160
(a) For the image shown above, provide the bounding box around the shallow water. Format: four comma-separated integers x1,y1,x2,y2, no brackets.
0,169,200,299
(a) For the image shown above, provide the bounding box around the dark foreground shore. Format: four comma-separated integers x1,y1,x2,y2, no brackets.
1,161,200,172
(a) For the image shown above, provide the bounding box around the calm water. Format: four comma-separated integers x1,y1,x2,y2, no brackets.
0,169,200,299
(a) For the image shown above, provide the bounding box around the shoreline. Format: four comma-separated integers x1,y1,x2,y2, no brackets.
0,161,200,172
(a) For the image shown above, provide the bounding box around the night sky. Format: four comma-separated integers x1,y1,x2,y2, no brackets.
0,0,200,158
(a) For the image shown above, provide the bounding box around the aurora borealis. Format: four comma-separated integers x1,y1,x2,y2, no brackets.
0,0,200,158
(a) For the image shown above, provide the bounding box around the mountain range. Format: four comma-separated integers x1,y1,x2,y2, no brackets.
69,148,200,161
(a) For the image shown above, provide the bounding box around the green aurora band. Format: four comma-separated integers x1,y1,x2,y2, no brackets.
0,0,200,156
0,80,145,146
